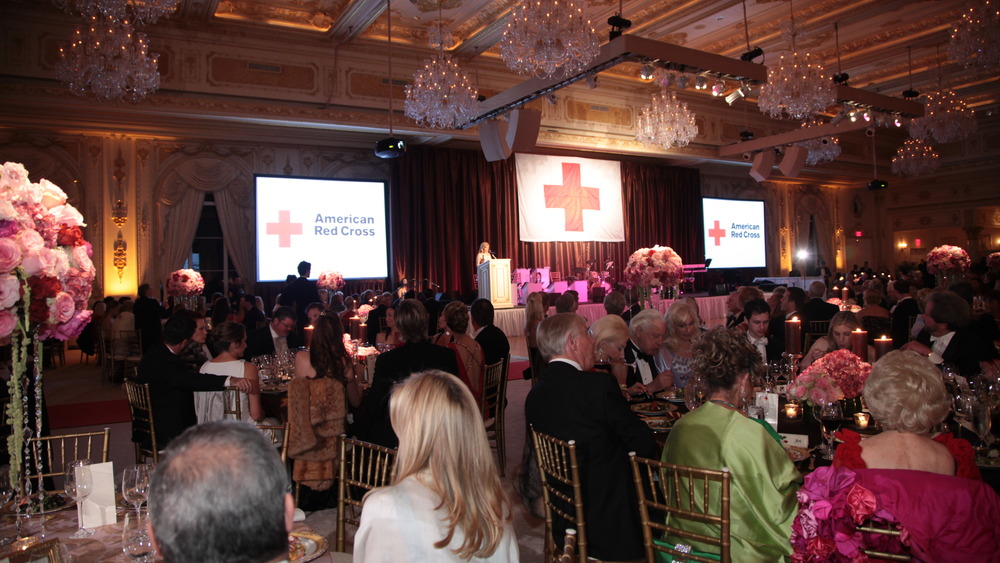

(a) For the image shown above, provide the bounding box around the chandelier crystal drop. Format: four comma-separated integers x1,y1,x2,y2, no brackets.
796,121,841,165
891,138,940,177
404,51,479,129
908,89,977,144
635,90,698,150
53,0,179,26
758,51,835,120
500,0,600,79
948,0,1000,73
55,15,160,103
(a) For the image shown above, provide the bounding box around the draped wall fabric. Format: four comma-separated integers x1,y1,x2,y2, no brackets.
390,146,703,293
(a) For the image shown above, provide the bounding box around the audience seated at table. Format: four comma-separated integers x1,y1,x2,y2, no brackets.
662,327,802,561
523,292,546,383
432,301,485,406
800,311,874,370
355,370,518,562
195,321,264,424
589,314,630,388
656,300,701,389
289,314,362,498
375,304,402,348
903,289,1000,376
625,309,672,395
471,298,511,370
246,306,302,360
833,349,981,479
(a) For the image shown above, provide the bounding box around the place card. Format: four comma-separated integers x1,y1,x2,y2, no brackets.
80,461,117,528
780,433,809,448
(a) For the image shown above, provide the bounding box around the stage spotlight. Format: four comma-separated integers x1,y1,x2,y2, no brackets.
711,80,726,96
740,46,763,61
833,72,850,84
694,75,707,90
639,63,655,81
725,88,745,105
867,179,889,191
675,75,690,89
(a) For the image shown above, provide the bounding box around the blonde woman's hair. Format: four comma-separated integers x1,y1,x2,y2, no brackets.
589,314,628,353
524,292,545,333
663,301,701,352
389,370,510,558
864,350,950,433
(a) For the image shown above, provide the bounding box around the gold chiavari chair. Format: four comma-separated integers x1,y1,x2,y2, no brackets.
531,426,586,562
558,528,578,563
858,520,911,561
335,436,397,553
123,381,158,464
222,386,242,421
257,422,290,463
628,453,732,563
26,428,111,493
805,320,831,351
480,357,509,476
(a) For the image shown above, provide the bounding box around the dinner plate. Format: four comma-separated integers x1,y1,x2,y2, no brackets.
289,529,328,563
630,401,676,416
643,417,674,432
3,493,75,515
786,446,810,463
654,390,683,401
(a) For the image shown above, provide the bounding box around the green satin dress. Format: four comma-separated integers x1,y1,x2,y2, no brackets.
660,401,802,562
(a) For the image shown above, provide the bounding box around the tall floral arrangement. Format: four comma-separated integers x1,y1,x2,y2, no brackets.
786,372,844,407
0,162,95,494
799,349,872,399
165,268,204,297
317,270,345,291
624,245,684,288
925,244,971,275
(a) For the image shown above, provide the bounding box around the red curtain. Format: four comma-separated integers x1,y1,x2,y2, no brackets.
389,146,703,294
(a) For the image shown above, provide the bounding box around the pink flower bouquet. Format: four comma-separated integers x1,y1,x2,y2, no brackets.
166,268,205,297
800,349,872,399
357,304,374,322
623,245,684,288
988,251,1000,271
925,244,971,275
786,372,844,407
317,270,345,291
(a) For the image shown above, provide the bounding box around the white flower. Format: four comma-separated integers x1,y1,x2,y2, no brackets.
38,179,67,210
48,204,86,228
0,274,20,309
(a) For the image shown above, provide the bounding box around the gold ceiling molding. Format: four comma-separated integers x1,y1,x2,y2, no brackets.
214,0,339,32
410,0,464,13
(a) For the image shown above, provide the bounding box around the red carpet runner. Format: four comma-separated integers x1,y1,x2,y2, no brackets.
48,400,131,430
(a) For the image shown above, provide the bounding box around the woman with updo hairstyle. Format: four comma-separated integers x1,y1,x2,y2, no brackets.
196,321,264,424
589,314,630,388
661,327,801,561
833,350,980,479
355,370,517,561
434,300,485,405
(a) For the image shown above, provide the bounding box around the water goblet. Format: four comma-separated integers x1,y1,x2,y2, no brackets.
65,460,94,538
972,399,993,452
122,510,156,562
815,401,844,460
122,464,152,514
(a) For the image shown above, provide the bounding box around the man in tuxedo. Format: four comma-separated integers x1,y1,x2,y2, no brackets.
136,315,253,448
133,283,165,353
903,290,1000,376
621,287,642,324
239,294,265,333
357,299,459,448
803,281,839,324
887,279,920,349
279,261,321,329
624,309,669,392
767,286,807,360
743,298,772,362
525,313,654,562
365,292,392,335
245,306,301,360
470,298,510,369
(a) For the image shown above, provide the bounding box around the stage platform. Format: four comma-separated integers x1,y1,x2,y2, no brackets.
494,294,729,337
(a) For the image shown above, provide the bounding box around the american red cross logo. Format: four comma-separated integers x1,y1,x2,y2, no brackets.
544,163,601,232
708,220,726,246
266,210,302,248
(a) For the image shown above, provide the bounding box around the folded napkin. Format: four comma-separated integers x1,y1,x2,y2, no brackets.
80,461,117,527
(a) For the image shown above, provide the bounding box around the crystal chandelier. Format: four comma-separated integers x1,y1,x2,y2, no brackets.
891,138,940,177
55,15,161,103
758,4,834,120
499,0,600,79
796,121,841,165
53,0,179,25
908,89,977,144
404,22,479,129
635,90,698,149
949,0,1000,73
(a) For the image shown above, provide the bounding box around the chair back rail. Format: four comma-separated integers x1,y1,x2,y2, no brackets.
530,426,587,562
257,423,290,463
223,386,242,421
123,381,158,464
558,528,577,563
480,356,509,476
335,436,397,552
857,521,911,561
26,428,111,492
629,453,732,563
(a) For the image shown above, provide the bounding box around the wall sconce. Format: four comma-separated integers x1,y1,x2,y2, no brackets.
112,199,128,228
114,231,127,282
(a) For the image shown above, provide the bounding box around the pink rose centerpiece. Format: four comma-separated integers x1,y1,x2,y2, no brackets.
925,244,971,275
0,161,96,499
987,251,1000,271
800,349,872,400
317,270,345,291
166,268,204,297
623,245,684,306
786,372,844,407
357,304,374,323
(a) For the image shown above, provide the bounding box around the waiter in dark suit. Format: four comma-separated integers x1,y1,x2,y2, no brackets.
470,298,510,369
357,299,459,448
903,290,1000,377
245,306,302,360
802,281,839,324
887,279,920,349
279,261,321,330
525,313,654,561
133,283,166,353
624,309,670,394
136,315,254,448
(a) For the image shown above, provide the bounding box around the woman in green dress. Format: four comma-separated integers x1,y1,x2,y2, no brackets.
661,327,802,562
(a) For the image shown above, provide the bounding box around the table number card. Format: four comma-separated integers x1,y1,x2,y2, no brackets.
80,462,117,528
780,433,809,448
755,392,779,428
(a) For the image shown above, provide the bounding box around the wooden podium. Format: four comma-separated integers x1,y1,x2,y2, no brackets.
477,259,513,309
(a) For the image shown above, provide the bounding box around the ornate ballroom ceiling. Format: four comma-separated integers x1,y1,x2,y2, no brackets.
2,0,998,186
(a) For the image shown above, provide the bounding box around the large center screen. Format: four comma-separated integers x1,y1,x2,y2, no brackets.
702,197,766,269
255,175,389,282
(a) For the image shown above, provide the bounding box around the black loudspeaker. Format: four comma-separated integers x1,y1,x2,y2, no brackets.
749,150,775,182
479,108,541,162
778,145,808,177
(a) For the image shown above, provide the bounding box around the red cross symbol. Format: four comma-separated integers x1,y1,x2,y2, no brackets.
708,220,726,246
266,210,302,248
544,163,601,232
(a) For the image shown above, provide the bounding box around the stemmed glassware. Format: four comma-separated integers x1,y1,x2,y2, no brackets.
122,510,156,562
815,401,844,460
971,398,993,452
65,459,94,538
684,373,707,411
122,464,152,514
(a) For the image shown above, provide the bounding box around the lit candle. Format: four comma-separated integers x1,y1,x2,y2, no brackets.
359,323,368,345
852,328,868,362
854,412,870,429
350,316,361,340
785,317,801,355
304,325,314,349
874,335,892,361
785,403,801,419
841,286,849,301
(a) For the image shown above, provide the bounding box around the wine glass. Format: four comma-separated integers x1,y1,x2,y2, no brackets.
972,399,993,453
814,401,844,460
684,373,707,411
122,510,156,562
65,459,94,538
122,464,152,514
